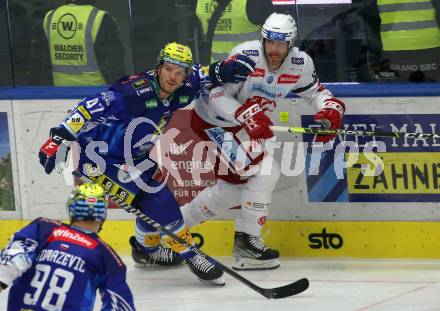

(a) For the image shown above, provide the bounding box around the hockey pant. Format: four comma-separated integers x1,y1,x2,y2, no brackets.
181,111,281,236
77,153,196,259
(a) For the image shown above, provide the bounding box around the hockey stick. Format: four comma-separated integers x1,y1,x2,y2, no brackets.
270,125,440,139
73,171,309,299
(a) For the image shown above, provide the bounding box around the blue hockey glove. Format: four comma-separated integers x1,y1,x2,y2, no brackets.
210,54,256,84
39,126,74,174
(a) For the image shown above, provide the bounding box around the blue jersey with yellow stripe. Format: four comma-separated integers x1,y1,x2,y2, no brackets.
61,66,211,160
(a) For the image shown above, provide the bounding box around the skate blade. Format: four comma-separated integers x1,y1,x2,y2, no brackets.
199,277,226,286
134,262,184,269
232,258,280,271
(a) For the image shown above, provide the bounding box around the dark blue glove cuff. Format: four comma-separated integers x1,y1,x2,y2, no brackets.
49,126,76,143
208,61,224,84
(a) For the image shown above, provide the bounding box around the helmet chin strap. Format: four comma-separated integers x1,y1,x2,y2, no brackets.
97,222,103,233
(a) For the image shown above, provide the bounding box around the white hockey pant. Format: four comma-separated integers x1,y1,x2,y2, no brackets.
181,157,281,237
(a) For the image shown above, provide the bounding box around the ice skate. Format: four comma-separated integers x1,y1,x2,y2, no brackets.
232,231,280,271
130,236,184,267
186,249,225,286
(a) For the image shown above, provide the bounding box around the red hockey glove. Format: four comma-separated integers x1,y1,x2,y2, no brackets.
39,127,74,174
313,98,346,143
235,97,274,140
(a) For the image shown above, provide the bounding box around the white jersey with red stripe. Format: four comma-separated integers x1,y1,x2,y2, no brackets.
194,39,336,127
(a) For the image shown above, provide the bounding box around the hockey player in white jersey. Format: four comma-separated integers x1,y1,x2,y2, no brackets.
180,13,346,270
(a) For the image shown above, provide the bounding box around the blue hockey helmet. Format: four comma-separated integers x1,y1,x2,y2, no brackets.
67,183,108,222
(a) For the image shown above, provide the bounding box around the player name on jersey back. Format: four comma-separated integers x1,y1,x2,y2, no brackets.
37,249,86,272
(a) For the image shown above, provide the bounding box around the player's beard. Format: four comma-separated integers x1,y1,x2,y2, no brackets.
160,82,179,95
267,53,286,70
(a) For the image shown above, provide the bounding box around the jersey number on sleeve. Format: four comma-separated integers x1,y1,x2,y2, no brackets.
23,264,74,310
86,97,105,114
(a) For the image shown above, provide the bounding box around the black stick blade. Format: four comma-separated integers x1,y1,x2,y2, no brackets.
262,278,309,299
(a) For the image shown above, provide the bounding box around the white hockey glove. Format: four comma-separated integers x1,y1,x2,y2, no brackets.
0,239,38,288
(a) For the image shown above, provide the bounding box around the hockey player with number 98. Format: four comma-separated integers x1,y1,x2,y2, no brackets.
0,183,135,310
180,13,346,271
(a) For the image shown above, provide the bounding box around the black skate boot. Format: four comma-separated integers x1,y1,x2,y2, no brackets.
129,236,183,267
186,249,225,286
232,231,280,271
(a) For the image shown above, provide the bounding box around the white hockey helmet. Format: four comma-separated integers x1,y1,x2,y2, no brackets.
261,13,297,47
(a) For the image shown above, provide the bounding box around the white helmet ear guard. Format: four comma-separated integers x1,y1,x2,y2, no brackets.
261,13,297,46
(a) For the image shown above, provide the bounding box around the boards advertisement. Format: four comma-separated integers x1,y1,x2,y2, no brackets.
302,114,440,202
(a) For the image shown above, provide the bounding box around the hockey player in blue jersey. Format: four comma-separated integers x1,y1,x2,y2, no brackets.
0,183,135,310
38,42,256,285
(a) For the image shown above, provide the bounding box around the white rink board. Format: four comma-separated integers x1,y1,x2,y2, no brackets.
1,96,440,221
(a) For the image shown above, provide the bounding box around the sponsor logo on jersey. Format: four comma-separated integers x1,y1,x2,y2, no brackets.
251,83,278,98
65,112,85,133
179,96,189,104
288,66,304,72
250,68,265,77
205,127,228,152
49,226,98,249
132,78,150,89
291,57,304,65
78,105,91,120
145,99,158,109
201,205,216,218
277,74,300,84
205,127,252,170
266,76,273,84
242,49,259,56
136,86,152,96
211,90,224,99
